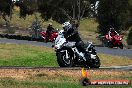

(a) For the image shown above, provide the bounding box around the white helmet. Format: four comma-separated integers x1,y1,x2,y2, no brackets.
62,22,72,31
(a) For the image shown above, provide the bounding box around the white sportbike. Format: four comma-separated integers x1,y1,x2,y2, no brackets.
53,30,100,68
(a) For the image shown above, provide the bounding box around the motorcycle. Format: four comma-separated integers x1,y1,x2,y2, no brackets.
53,30,101,68
105,34,123,49
97,33,123,49
41,30,58,42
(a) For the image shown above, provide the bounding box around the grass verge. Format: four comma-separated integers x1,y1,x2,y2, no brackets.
0,43,57,67
0,43,132,67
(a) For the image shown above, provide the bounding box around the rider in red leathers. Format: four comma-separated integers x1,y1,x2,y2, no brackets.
45,23,55,42
108,27,119,42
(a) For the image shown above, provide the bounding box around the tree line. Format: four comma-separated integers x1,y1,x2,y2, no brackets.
0,0,131,36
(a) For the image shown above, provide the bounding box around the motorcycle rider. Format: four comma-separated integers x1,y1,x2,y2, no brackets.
45,23,55,42
62,21,87,61
108,27,119,41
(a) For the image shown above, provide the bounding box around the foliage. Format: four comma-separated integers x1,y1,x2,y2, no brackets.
31,0,91,23
127,28,132,45
15,0,37,18
0,0,131,35
97,0,129,35
0,0,15,33
13,0,91,23
0,0,13,17
128,0,132,17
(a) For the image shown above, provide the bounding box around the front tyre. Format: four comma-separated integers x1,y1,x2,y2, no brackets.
119,43,123,49
57,51,73,67
89,55,101,68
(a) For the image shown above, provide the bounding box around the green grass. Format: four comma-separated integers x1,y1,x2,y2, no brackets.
0,43,132,67
0,43,58,67
98,54,132,67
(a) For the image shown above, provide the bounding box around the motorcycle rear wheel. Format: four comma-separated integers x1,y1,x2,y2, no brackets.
102,38,109,47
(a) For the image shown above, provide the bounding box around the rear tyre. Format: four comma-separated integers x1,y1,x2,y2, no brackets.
89,55,101,68
102,39,109,47
57,51,73,67
119,43,123,49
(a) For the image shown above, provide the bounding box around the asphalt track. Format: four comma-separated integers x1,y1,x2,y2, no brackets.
0,38,132,58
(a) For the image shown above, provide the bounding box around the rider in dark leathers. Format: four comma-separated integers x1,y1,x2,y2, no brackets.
62,22,86,54
45,23,55,42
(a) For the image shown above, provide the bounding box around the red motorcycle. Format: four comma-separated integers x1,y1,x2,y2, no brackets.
104,34,123,49
41,31,58,42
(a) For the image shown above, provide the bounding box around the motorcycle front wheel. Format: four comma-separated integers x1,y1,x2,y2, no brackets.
119,43,123,49
57,51,74,67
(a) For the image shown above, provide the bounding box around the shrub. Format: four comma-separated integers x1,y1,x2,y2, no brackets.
127,27,132,45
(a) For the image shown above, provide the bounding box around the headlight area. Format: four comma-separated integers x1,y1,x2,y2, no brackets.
54,45,59,50
54,43,67,50
120,38,122,40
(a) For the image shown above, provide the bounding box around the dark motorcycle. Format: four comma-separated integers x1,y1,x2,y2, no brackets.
53,30,101,68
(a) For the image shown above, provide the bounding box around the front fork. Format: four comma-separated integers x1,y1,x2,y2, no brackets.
65,50,69,59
